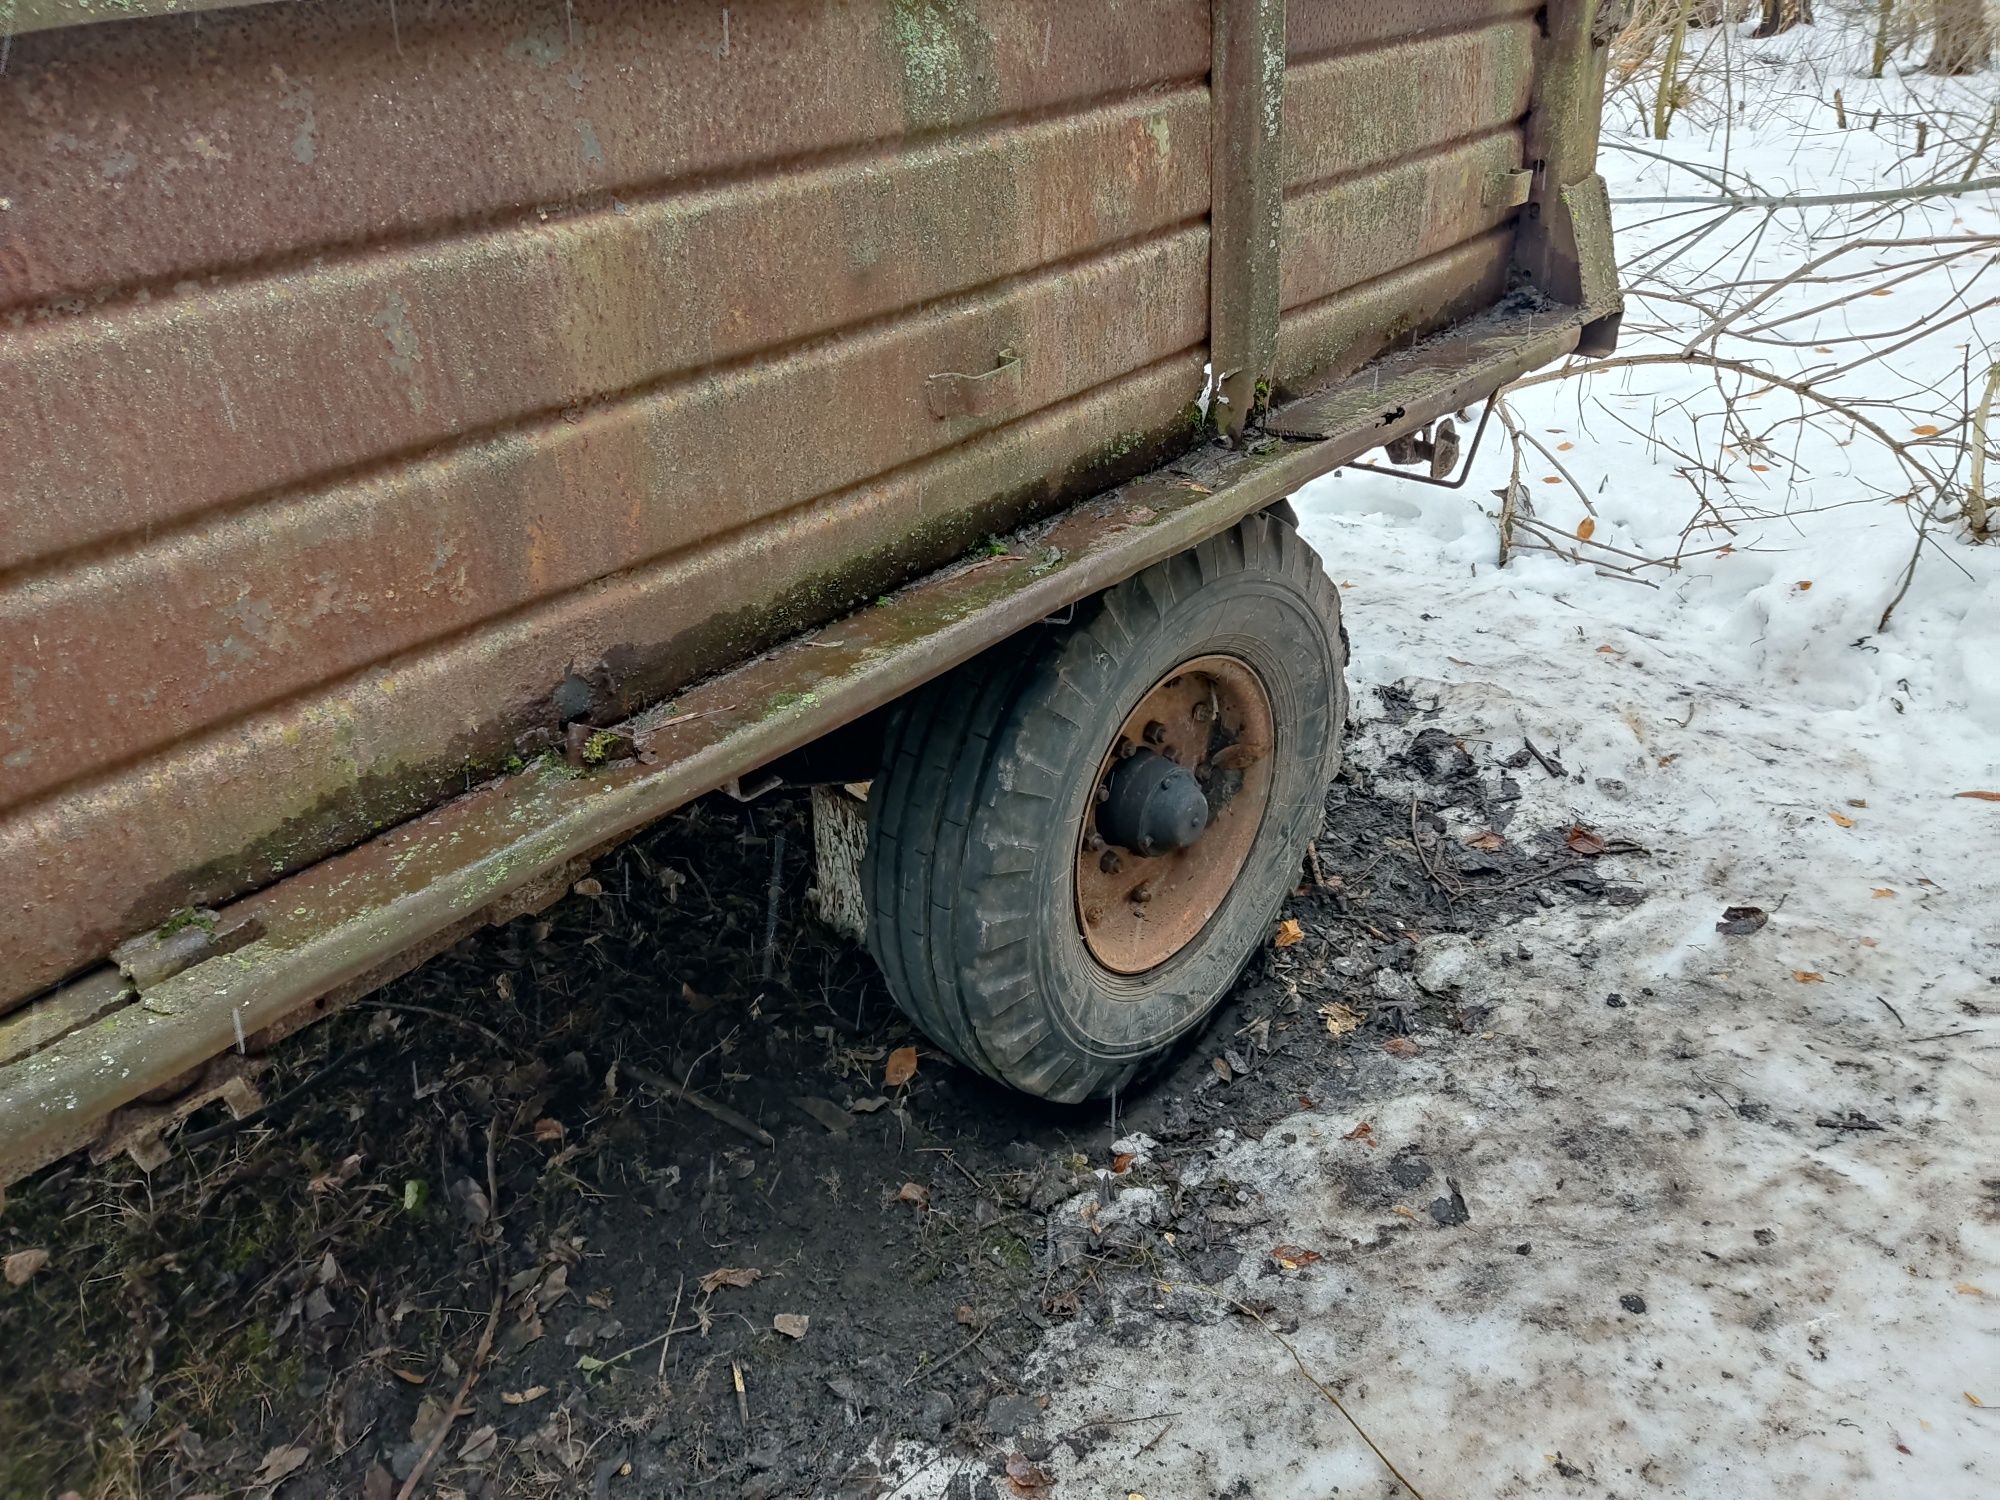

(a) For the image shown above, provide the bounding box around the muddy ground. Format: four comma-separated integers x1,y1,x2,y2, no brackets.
0,693,1643,1500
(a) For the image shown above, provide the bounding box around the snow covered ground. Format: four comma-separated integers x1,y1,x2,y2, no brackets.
891,23,1999,1500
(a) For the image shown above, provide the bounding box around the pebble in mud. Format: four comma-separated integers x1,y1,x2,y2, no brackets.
1621,1293,1648,1314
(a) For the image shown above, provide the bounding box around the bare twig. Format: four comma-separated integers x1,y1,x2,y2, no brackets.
1616,175,2000,209
624,1059,775,1148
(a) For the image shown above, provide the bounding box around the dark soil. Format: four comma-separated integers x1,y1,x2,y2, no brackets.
0,694,1642,1500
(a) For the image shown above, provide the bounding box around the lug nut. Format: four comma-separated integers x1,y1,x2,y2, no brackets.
1083,831,1105,853
1129,880,1154,904
1099,849,1124,875
1143,719,1168,746
1192,701,1217,723
1084,904,1104,927
1096,784,1110,804
1116,737,1138,759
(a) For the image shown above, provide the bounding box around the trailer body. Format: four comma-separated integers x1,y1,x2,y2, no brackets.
0,0,1619,1186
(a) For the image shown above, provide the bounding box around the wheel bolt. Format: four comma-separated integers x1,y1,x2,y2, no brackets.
1099,849,1124,874
1084,905,1104,927
1083,831,1105,853
1143,720,1168,746
1129,880,1154,904
1096,784,1110,804
1117,737,1138,760
1192,701,1216,724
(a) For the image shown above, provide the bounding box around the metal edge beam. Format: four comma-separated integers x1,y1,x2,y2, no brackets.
0,305,1583,1191
1206,0,1286,442
0,0,277,36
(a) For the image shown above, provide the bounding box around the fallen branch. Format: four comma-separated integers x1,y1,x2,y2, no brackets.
1615,175,2000,209
624,1059,775,1148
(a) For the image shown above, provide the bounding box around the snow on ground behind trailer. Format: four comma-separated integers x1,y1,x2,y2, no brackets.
887,20,1998,1499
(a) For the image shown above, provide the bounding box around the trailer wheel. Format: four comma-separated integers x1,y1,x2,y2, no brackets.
862,510,1346,1102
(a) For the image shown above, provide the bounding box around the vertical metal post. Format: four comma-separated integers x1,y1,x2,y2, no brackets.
1517,0,1619,313
1207,0,1285,443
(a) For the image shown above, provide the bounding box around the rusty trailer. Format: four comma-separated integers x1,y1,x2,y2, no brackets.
0,0,1620,1192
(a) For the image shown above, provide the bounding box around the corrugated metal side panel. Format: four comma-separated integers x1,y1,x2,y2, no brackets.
0,0,1215,1003
1283,0,1538,61
1,90,1210,574
0,231,1210,808
2,356,1205,995
1271,11,1536,396
0,0,1210,309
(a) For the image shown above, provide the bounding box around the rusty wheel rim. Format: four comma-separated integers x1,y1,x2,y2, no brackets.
1074,654,1276,975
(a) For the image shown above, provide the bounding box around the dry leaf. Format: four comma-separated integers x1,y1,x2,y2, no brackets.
1542,475,1562,485
1792,971,1825,984
1211,1056,1234,1083
1466,830,1504,851
895,1181,931,1210
1270,1244,1322,1270
883,1046,919,1088
1392,1205,1418,1219
1318,1002,1362,1037
1911,423,1940,436
1383,1036,1421,1058
1954,790,2000,802
4,1248,50,1286
1274,917,1305,948
773,1313,809,1339
1343,1120,1374,1142
1829,810,1855,828
1110,1152,1136,1174
1565,825,1607,857
1006,1453,1054,1494
1556,440,1575,451
1957,1283,1989,1298
1872,888,1895,899
1796,580,1813,591
253,1445,311,1487
1749,463,1771,472
1577,517,1596,542
501,1385,550,1405
698,1266,762,1294
391,1368,427,1385
458,1424,499,1463
1716,906,1767,935
1595,644,1622,655
532,1116,565,1144
1968,1392,1986,1408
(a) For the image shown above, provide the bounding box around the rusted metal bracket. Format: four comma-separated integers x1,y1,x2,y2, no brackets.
1207,0,1286,443
1485,169,1536,211
925,349,1022,420
1515,0,1620,323
1313,398,1500,492
112,911,264,990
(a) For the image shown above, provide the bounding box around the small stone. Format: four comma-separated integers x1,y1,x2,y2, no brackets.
1620,1293,1647,1314
985,1392,1042,1436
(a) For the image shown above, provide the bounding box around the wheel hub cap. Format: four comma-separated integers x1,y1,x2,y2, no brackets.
1074,654,1276,974
1097,749,1210,857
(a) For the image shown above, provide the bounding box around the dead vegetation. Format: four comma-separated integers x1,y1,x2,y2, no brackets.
1472,1,1998,614
0,720,1640,1500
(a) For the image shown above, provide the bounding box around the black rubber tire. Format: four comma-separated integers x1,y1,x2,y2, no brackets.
861,511,1347,1102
